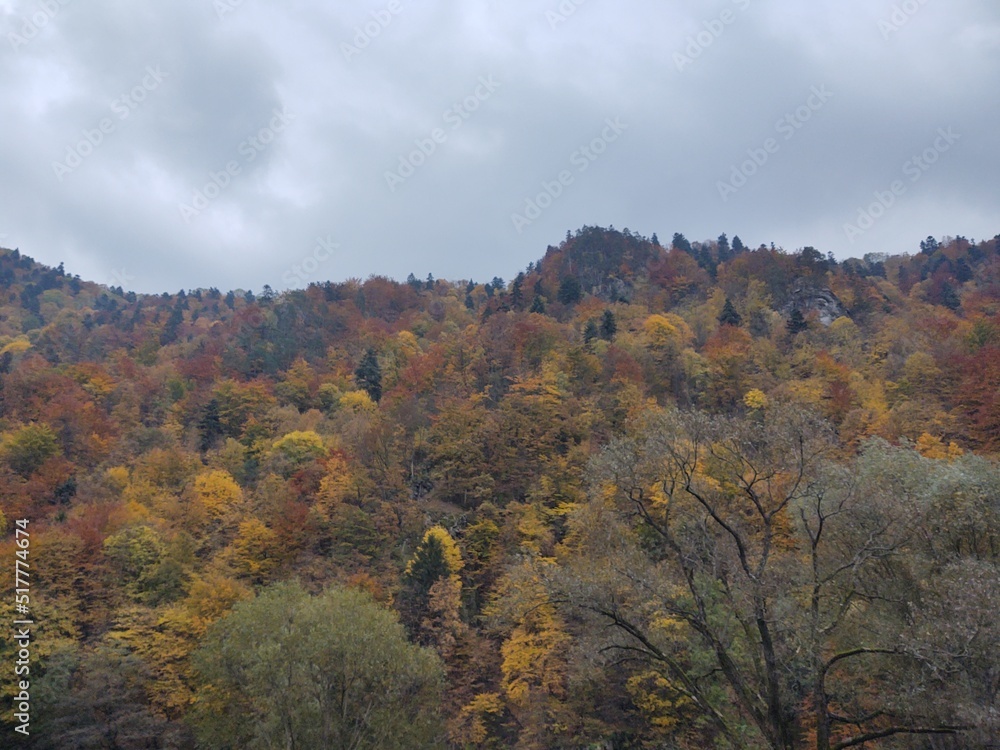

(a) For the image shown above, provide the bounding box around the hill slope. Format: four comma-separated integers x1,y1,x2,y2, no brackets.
0,229,998,747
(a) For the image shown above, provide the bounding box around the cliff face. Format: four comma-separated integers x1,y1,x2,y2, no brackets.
782,283,849,326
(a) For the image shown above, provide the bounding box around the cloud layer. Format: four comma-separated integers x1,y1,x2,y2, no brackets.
1,0,998,292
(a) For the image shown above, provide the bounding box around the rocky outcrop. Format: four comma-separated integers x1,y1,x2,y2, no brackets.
781,283,848,326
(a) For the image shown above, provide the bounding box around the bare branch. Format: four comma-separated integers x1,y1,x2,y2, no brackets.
833,726,967,749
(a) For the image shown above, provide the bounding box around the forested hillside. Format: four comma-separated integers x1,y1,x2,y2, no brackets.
1,227,998,749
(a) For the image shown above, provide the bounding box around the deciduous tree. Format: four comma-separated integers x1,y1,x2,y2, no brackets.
191,582,444,749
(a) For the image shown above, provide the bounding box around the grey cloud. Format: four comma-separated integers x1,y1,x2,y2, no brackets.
0,0,997,293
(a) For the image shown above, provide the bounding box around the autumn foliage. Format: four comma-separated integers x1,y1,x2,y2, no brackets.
0,230,998,748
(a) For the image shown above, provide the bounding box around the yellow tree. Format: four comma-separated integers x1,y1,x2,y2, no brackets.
488,562,572,748
189,470,243,526
220,518,280,584
110,573,251,719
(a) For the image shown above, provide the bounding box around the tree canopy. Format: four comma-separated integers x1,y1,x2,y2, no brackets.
191,582,445,749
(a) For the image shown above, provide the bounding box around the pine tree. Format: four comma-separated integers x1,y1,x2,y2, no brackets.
786,309,808,335
512,273,525,309
955,258,974,283
600,310,617,341
718,298,743,328
672,233,692,253
557,276,582,305
583,320,599,347
940,283,961,310
529,296,546,314
717,233,731,263
355,348,383,402
197,399,224,453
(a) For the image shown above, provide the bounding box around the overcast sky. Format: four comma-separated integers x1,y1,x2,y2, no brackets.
0,0,997,293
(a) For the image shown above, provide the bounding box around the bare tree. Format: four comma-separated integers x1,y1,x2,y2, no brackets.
553,406,992,749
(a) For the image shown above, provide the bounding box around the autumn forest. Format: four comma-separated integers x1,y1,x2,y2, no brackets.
1,226,999,749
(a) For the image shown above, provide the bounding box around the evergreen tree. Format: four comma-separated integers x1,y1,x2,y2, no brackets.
529,295,546,314
400,527,463,635
583,319,599,347
698,244,718,278
786,309,808,335
512,273,525,309
160,305,185,345
197,399,224,452
940,283,961,310
600,309,617,341
355,348,383,402
955,258,974,283
557,275,582,305
718,298,743,328
672,233,692,253
717,233,731,263
404,533,452,596
732,235,745,254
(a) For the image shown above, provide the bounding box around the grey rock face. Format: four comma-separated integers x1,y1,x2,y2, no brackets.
782,283,849,327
